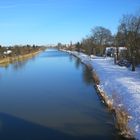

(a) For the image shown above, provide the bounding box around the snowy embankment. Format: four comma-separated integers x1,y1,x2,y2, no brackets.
65,50,140,139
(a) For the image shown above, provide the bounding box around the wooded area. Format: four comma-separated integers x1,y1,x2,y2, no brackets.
0,45,43,59
60,13,140,71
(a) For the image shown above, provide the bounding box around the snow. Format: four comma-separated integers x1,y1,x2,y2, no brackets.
3,50,12,55
105,47,127,52
67,50,140,139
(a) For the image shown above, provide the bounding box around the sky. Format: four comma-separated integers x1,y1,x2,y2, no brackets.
0,0,139,46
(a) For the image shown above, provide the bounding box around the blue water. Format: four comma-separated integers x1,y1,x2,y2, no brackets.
0,49,121,140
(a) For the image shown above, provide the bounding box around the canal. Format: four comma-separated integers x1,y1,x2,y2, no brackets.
0,49,121,140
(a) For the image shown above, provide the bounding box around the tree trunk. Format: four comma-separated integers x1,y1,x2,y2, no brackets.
132,56,135,71
114,54,117,64
116,47,119,60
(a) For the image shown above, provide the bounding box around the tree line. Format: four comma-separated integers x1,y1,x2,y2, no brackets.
63,12,140,70
0,45,44,59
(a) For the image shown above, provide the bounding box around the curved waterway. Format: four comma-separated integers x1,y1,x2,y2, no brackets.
0,49,122,140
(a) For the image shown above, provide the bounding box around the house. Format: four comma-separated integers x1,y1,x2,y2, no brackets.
3,50,12,55
105,47,127,58
105,47,115,57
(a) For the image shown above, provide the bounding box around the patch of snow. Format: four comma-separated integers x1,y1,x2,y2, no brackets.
69,51,140,139
3,50,12,54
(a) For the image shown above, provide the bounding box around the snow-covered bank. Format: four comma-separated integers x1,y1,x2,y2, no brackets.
64,50,140,139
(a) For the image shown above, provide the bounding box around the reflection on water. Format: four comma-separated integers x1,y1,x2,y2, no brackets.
12,60,28,70
74,57,93,85
12,56,37,71
0,55,37,69
75,57,81,69
0,49,122,140
0,63,9,68
69,54,74,63
82,66,93,85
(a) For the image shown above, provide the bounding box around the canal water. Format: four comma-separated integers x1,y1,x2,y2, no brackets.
0,49,121,140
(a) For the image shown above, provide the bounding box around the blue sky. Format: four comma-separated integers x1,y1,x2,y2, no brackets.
0,0,139,46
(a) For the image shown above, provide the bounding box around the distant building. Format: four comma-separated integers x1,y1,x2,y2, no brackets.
105,47,127,58
3,50,12,55
105,47,115,57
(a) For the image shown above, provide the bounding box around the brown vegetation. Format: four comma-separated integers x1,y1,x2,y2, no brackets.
0,45,45,65
59,11,140,72
92,71,100,85
79,58,134,139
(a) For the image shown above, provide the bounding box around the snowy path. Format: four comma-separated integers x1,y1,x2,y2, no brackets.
71,51,140,139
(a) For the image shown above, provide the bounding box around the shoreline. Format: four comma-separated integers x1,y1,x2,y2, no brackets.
63,50,135,139
0,50,41,66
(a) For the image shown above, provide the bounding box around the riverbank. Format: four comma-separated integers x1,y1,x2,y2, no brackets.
62,50,140,139
0,50,41,67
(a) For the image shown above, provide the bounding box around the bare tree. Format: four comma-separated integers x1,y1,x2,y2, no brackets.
91,26,113,55
75,42,81,52
118,14,140,71
81,37,96,55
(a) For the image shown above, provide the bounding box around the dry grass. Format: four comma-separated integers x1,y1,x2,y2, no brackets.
86,64,93,71
112,93,134,138
0,51,40,66
93,73,134,138
92,71,100,85
115,108,130,137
